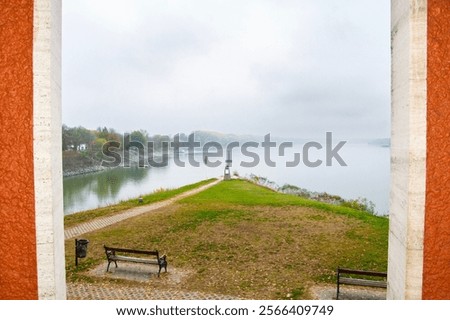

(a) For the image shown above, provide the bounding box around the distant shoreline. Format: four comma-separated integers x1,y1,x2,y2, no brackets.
63,165,106,178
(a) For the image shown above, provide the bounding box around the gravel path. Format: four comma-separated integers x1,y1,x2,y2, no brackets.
64,179,220,240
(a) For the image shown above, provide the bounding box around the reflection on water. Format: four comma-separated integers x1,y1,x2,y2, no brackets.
63,154,217,215
63,166,150,214
63,144,390,216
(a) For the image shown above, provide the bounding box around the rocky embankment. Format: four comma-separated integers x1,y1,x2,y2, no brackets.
63,165,106,177
63,150,105,177
63,149,145,177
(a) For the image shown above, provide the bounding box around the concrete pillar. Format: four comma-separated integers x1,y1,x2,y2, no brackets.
33,0,66,299
388,0,450,299
388,0,427,300
0,0,65,299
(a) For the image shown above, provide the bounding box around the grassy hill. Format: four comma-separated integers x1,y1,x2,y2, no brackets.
65,179,388,299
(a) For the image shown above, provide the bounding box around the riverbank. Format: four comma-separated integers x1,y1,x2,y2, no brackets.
65,179,388,299
64,165,106,177
63,149,145,177
63,150,104,177
64,178,217,228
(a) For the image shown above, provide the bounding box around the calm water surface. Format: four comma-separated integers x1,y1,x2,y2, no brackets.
63,143,390,215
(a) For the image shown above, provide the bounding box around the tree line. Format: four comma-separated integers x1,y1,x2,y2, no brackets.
62,125,178,153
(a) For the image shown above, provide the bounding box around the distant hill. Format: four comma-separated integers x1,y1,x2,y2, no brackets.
190,130,263,146
346,138,391,147
188,130,310,146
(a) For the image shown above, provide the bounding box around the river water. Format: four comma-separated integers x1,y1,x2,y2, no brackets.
63,143,390,216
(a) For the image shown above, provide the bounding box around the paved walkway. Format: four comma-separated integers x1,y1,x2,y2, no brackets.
68,283,385,300
310,285,386,300
67,283,241,300
65,179,221,240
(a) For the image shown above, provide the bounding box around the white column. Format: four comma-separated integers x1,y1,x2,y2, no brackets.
387,0,427,299
33,0,66,299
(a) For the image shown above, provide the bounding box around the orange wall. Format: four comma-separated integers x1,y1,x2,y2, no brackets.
423,0,450,300
0,0,38,299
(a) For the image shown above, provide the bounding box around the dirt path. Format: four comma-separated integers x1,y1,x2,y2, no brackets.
64,178,221,240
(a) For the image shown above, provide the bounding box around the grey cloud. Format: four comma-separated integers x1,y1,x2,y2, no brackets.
62,0,390,140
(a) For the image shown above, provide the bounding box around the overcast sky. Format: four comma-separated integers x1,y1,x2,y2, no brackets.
62,0,390,139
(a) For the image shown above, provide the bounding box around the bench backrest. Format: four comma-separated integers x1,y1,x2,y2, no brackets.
337,267,387,278
104,245,160,259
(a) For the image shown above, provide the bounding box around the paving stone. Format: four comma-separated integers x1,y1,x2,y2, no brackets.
67,283,242,300
310,285,386,300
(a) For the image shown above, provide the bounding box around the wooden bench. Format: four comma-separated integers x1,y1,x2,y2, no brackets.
104,245,167,277
336,267,387,300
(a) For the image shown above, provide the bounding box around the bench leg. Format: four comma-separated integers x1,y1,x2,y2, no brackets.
157,262,168,277
106,261,118,272
336,269,340,300
336,283,340,300
158,265,162,277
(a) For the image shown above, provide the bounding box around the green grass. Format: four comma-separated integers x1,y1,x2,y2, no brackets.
181,179,387,225
64,178,217,228
66,178,388,299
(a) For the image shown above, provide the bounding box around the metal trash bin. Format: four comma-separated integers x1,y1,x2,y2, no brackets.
75,239,89,266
